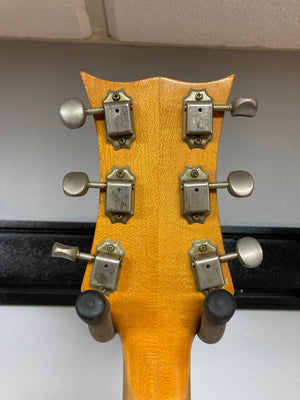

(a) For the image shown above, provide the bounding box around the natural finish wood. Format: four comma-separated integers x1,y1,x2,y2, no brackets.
80,73,235,400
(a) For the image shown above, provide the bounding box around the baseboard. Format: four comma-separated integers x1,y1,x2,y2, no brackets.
0,221,299,309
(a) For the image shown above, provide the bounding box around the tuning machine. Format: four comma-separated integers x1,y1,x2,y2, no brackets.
52,238,125,296
189,237,263,292
62,166,135,224
180,166,254,224
59,89,136,150
183,89,257,149
190,237,262,344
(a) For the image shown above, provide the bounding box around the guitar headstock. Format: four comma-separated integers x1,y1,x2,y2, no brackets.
53,74,262,399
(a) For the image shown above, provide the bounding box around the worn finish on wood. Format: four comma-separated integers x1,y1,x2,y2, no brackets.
80,73,234,400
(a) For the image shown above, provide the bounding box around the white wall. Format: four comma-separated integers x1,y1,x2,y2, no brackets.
0,40,299,400
0,307,299,400
0,40,299,226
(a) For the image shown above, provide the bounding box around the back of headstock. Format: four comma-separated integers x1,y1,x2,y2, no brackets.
53,73,262,400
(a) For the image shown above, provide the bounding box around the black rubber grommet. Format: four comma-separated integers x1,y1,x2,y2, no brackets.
75,290,107,325
205,289,236,325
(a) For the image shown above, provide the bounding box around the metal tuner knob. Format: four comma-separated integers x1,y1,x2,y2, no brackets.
52,242,94,262
59,98,104,129
62,172,106,197
220,237,263,269
209,170,254,198
76,290,117,342
214,97,258,117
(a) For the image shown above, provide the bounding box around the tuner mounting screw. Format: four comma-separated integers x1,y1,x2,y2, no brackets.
112,92,120,101
195,92,203,101
115,213,124,220
190,169,199,178
192,213,201,221
194,137,202,145
107,245,115,253
116,169,125,178
199,244,207,252
118,136,126,145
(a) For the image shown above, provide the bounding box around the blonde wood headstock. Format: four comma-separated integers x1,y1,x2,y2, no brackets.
80,73,235,400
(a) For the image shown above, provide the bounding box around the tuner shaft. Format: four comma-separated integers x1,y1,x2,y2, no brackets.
78,252,95,262
219,252,238,262
213,104,232,112
85,107,104,116
88,181,107,189
208,181,228,189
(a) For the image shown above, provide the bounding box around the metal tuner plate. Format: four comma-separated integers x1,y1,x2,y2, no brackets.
103,89,136,150
183,89,213,149
179,165,210,224
89,239,125,296
189,239,225,292
105,166,136,224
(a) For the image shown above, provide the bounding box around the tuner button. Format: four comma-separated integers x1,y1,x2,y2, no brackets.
231,98,258,117
63,172,89,197
227,171,254,198
59,98,86,129
52,242,79,261
236,237,263,268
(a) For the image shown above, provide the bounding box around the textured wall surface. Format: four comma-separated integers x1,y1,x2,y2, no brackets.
0,0,91,39
104,0,300,49
0,40,299,226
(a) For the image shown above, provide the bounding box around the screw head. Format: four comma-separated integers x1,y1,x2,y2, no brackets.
118,136,126,145
195,92,203,101
115,213,124,220
199,244,207,252
190,169,199,178
194,137,202,145
192,213,201,221
116,169,125,178
107,244,115,253
112,92,120,101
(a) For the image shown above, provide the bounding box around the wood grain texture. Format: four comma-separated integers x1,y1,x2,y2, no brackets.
80,73,235,400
